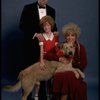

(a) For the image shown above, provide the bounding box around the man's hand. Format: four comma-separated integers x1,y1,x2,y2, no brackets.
35,33,44,41
53,31,59,36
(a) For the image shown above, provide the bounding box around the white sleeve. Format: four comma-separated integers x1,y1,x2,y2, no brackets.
39,42,44,46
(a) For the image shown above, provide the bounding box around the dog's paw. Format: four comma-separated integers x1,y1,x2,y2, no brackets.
75,73,79,79
71,68,79,79
35,82,40,86
76,69,85,79
80,73,85,78
71,69,79,79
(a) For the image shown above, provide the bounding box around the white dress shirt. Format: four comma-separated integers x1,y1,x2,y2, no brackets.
38,5,47,19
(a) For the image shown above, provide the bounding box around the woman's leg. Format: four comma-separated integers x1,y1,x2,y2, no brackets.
61,95,67,100
53,93,61,100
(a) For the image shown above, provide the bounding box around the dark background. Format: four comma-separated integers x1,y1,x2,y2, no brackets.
1,0,99,100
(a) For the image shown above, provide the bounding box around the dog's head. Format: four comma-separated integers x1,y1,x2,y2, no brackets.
60,43,75,57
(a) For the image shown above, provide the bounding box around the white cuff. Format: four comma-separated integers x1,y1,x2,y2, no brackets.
55,42,58,45
39,42,44,46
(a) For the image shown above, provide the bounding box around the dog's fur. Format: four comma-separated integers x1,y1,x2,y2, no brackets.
3,43,85,100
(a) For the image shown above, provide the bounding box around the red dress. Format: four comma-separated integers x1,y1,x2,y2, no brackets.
52,42,87,100
42,33,59,61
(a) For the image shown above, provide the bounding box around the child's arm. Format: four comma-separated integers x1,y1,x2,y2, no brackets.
39,42,46,70
40,42,44,63
32,33,46,70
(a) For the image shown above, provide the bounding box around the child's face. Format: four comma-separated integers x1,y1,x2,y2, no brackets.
43,22,51,33
66,33,76,44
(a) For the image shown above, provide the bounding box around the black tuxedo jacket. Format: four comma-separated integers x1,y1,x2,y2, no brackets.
19,1,57,66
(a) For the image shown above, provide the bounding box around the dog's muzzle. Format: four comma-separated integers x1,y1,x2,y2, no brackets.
68,51,73,56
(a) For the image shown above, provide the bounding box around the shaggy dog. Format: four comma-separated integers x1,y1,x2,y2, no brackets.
3,43,85,100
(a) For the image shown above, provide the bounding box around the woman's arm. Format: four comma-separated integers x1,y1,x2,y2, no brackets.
73,44,87,71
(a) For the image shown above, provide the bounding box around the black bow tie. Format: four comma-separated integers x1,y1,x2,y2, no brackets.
39,6,45,9
38,3,46,9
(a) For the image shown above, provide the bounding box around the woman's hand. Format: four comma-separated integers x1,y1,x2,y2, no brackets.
59,57,69,64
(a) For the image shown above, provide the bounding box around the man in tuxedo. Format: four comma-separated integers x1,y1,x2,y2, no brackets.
19,0,57,100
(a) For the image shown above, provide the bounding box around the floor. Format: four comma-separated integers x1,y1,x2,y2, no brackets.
1,74,99,100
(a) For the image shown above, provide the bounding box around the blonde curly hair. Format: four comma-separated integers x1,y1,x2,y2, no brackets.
62,22,81,38
40,15,54,30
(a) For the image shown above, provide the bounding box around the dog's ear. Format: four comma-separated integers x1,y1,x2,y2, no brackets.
73,44,76,48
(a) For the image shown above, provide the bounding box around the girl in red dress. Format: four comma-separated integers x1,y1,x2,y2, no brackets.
35,15,59,67
35,15,59,99
52,22,87,100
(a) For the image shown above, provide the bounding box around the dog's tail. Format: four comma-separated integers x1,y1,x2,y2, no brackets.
3,81,21,92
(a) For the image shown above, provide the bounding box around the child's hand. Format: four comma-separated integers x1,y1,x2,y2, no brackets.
39,61,46,70
56,50,64,57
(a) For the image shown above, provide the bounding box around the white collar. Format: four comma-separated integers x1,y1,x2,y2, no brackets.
43,32,54,41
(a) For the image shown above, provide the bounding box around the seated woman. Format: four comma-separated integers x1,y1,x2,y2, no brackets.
52,22,87,100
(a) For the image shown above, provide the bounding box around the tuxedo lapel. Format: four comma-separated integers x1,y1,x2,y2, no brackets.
46,5,49,15
46,5,53,16
32,2,40,22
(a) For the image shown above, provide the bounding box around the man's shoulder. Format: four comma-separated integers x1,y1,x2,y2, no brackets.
46,4,55,11
24,2,37,7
